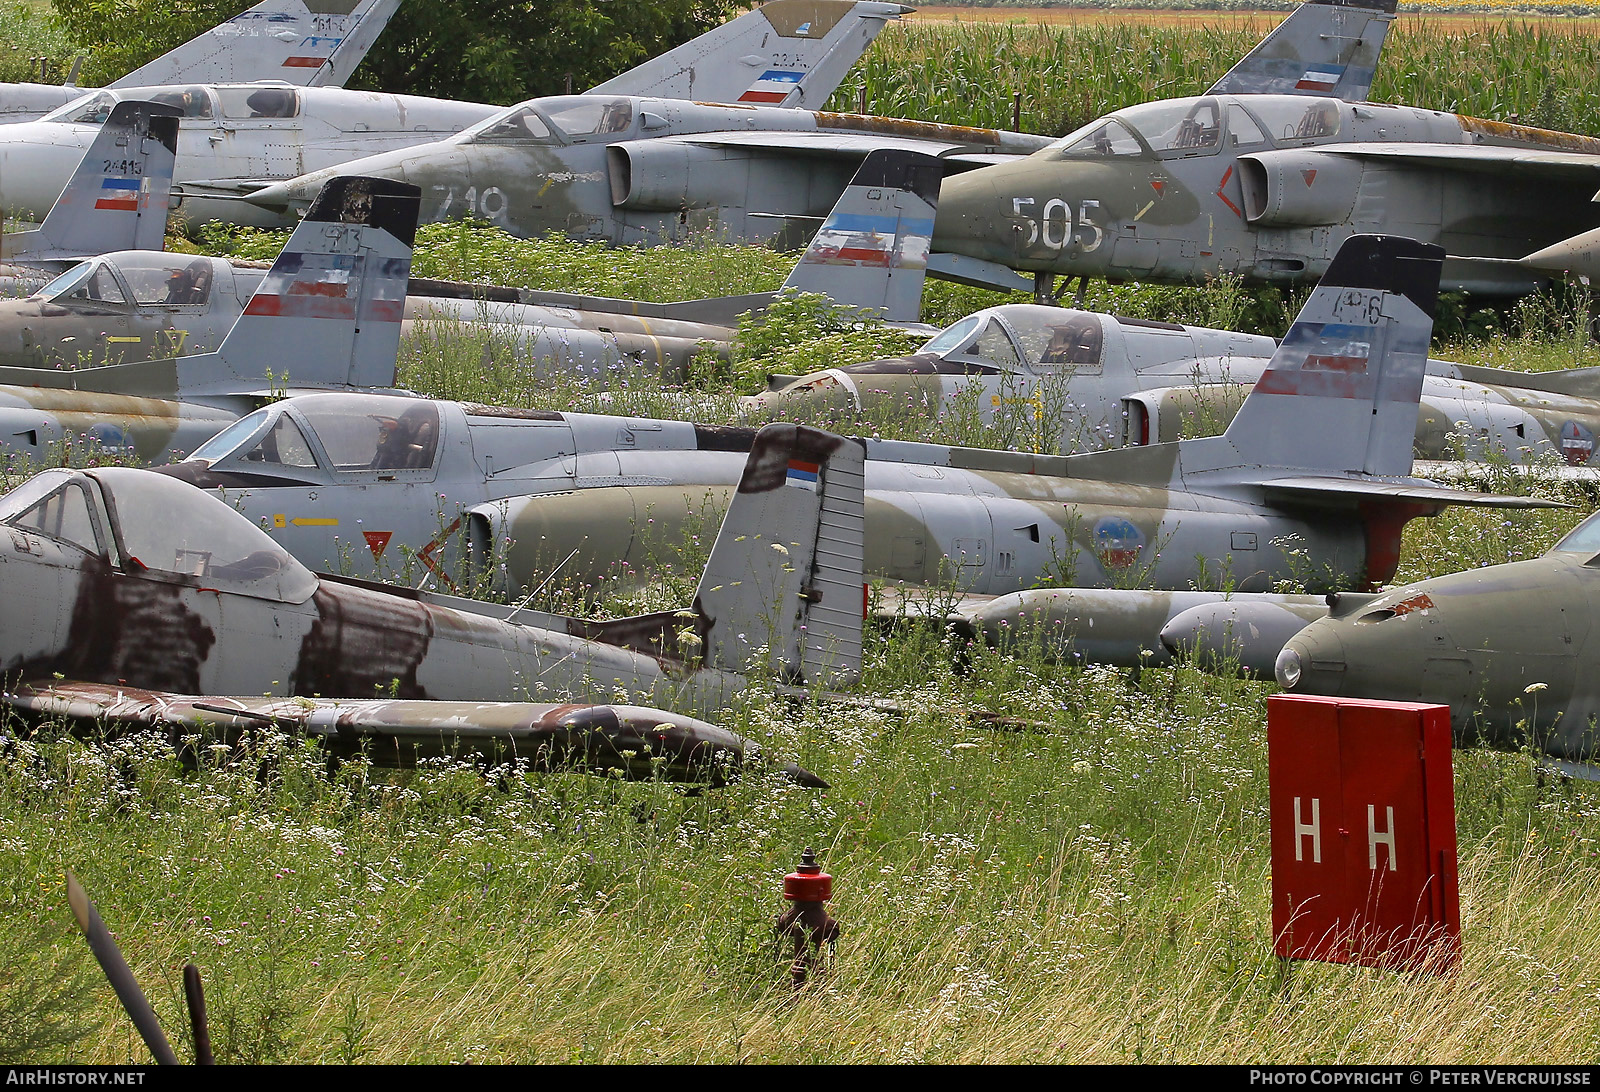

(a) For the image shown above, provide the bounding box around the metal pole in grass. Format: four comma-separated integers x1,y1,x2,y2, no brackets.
65,871,180,1065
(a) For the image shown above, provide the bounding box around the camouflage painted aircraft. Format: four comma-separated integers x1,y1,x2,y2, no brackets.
0,0,403,124
0,0,903,229
927,0,1600,299
1273,512,1600,766
241,0,1390,249
745,298,1600,467
0,173,422,463
0,419,863,784
159,235,1552,605
0,147,940,372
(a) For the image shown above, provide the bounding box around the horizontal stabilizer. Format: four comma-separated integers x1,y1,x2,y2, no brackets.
1258,475,1568,509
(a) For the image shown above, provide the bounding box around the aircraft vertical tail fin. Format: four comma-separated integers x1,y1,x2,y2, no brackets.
696,423,866,688
779,148,940,323
1193,234,1443,478
178,175,419,395
587,0,906,107
1206,0,1397,103
110,0,402,91
1,100,179,261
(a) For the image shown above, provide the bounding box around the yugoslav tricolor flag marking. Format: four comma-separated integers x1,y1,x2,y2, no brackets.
1294,64,1344,92
94,177,142,211
739,69,804,104
785,458,820,490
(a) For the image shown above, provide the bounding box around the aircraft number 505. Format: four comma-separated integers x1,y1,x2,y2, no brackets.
1330,289,1385,325
1011,197,1102,253
431,185,509,223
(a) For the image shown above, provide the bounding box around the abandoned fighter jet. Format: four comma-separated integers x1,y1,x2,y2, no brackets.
161,235,1552,604
242,0,1393,250
0,0,402,124
0,99,179,288
0,419,862,784
1273,511,1600,765
745,298,1600,467
0,173,422,464
929,0,1600,298
0,1,903,230
0,147,939,372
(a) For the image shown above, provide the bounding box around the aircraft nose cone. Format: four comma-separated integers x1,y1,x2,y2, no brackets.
1275,626,1345,695
933,169,1008,264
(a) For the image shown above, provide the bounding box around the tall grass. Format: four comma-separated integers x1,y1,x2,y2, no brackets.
832,18,1600,136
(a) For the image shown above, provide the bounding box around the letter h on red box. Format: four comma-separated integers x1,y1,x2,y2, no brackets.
1269,694,1460,973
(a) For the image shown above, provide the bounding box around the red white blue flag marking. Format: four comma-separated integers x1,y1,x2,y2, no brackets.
785,458,820,491
94,177,142,212
739,69,804,104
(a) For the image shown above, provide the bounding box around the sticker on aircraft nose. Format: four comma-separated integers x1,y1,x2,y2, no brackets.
1561,420,1594,465
1093,516,1144,569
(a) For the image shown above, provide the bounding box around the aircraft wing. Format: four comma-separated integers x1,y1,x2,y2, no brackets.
1322,142,1600,179
1256,475,1570,508
672,130,1050,162
6,681,822,786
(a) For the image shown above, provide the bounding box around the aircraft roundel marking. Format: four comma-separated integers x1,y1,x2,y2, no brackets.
1092,516,1145,570
1214,165,1243,219
363,530,394,559
1561,419,1594,466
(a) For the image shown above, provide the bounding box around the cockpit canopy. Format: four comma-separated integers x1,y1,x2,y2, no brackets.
1552,512,1600,558
1046,95,1340,160
917,305,1106,373
34,253,225,308
0,467,316,603
42,85,217,124
190,393,442,481
464,96,635,145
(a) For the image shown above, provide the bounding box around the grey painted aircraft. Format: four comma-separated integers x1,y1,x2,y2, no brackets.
0,418,863,784
0,0,902,229
0,99,179,287
244,0,1392,251
745,299,1600,468
0,147,940,373
928,0,1600,299
1273,512,1600,766
159,236,1551,606
0,0,403,124
0,173,424,464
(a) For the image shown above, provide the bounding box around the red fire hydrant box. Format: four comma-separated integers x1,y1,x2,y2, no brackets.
1268,694,1460,973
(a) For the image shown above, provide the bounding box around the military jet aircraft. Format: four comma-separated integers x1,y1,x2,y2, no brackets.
241,0,1391,250
1273,512,1600,766
0,0,402,124
160,235,1551,603
928,0,1600,299
0,419,862,784
0,0,905,229
745,298,1600,466
0,146,940,372
0,173,422,464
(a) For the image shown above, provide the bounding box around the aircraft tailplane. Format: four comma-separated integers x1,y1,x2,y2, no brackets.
1,100,179,261
695,423,866,688
177,175,420,395
1191,234,1444,479
780,148,941,323
588,0,906,108
1206,0,1397,103
111,0,402,91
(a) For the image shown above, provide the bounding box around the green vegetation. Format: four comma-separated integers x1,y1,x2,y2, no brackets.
10,4,1600,1064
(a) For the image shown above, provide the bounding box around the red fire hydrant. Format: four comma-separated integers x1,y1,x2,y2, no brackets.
775,848,839,988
